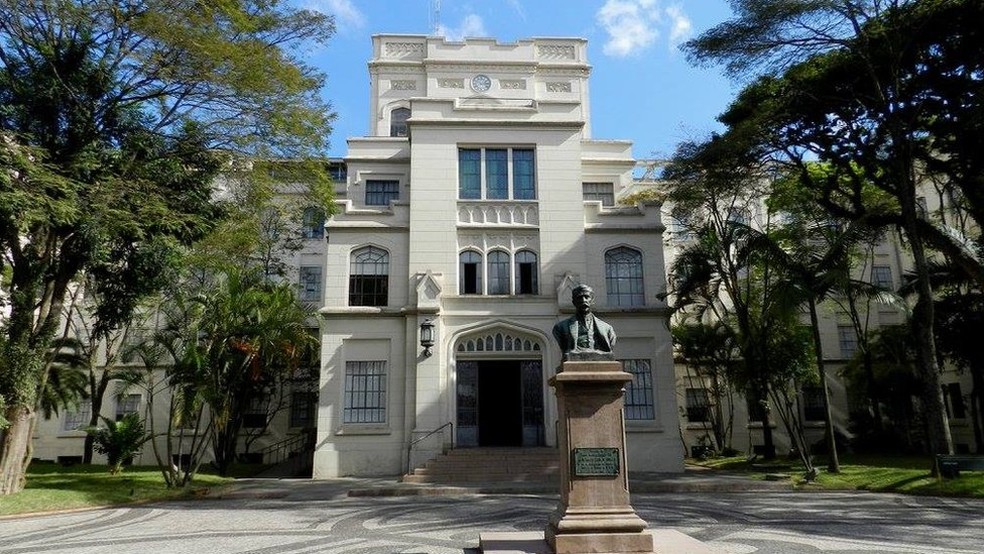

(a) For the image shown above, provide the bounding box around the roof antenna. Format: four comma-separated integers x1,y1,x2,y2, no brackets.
430,0,441,35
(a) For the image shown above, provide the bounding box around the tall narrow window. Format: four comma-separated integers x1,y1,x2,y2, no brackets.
390,107,410,137
365,180,399,206
685,388,709,422
485,149,508,199
487,250,510,294
513,148,536,199
605,247,644,307
515,250,538,294
458,149,482,199
344,361,387,423
349,247,389,306
301,206,325,239
622,359,655,420
299,266,323,303
459,250,483,294
837,325,857,358
801,386,826,422
244,397,269,428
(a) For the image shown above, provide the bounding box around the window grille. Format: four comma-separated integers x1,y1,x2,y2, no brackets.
605,247,645,307
349,247,389,306
344,361,387,423
622,359,655,420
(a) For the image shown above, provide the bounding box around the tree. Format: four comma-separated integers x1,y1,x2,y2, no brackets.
86,413,152,475
682,0,984,459
672,322,739,454
0,0,335,495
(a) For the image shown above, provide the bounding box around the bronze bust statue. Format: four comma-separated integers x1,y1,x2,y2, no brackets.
552,284,616,360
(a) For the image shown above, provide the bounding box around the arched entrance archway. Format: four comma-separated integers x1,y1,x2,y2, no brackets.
454,330,545,447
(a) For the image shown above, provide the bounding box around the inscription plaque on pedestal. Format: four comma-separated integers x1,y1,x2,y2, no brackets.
572,447,619,477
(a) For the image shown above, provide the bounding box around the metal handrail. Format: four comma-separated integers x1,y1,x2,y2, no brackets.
406,421,453,475
260,429,314,466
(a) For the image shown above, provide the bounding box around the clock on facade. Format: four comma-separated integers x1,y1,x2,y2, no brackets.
471,74,492,92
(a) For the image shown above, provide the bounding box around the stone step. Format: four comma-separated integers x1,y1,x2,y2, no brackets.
403,447,561,484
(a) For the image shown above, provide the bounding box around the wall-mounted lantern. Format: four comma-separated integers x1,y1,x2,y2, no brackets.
419,318,435,357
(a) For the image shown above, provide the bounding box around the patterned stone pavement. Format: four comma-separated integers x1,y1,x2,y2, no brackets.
2,481,982,554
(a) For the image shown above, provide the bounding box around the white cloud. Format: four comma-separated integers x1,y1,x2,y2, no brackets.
596,1,693,57
665,5,693,49
506,0,527,22
308,0,366,30
436,14,488,42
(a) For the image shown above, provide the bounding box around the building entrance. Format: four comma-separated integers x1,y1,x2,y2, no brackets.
456,360,544,447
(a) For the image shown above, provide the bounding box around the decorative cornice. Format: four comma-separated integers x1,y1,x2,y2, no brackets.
390,79,417,91
537,44,576,60
383,41,425,57
438,78,464,89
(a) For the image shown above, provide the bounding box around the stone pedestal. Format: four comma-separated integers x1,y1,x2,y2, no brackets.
545,360,654,554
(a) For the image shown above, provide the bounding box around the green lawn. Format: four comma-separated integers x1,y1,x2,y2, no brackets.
0,463,234,517
694,454,984,497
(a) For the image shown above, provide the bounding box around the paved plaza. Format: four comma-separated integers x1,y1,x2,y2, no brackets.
2,479,983,554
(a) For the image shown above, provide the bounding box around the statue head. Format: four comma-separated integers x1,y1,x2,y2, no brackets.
571,284,594,315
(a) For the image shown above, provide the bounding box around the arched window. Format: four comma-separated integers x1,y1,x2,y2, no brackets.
459,251,483,294
301,206,325,239
390,107,410,137
605,247,644,307
487,250,510,294
349,246,389,306
514,250,538,294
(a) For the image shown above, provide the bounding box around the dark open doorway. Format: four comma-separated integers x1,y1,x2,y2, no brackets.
456,359,544,448
477,360,523,446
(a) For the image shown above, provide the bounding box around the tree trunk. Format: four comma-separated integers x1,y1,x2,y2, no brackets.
808,298,840,472
970,366,984,454
0,405,35,495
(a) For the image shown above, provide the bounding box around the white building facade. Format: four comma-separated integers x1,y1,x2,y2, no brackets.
315,35,684,478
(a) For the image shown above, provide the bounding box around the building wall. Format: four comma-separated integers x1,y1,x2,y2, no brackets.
316,34,684,478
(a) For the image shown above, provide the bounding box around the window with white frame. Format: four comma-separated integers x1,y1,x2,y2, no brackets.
837,325,857,358
515,250,538,294
390,107,410,137
299,266,322,303
64,401,91,431
621,359,655,420
344,361,387,423
121,327,147,363
605,247,645,307
115,394,141,421
459,250,483,294
487,250,511,294
301,206,325,239
871,265,893,289
349,246,389,306
365,180,400,206
685,388,710,422
582,183,615,206
458,147,536,200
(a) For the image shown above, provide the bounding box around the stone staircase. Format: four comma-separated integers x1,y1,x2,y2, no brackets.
402,447,560,485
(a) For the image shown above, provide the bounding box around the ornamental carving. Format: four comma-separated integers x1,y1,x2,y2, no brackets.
390,80,416,91
457,332,542,353
538,44,576,60
545,82,572,93
500,79,527,90
384,42,425,57
439,78,465,89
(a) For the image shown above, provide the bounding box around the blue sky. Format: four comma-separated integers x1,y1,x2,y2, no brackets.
303,0,738,160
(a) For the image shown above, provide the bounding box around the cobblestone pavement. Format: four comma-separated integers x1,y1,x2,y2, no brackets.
2,480,983,554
